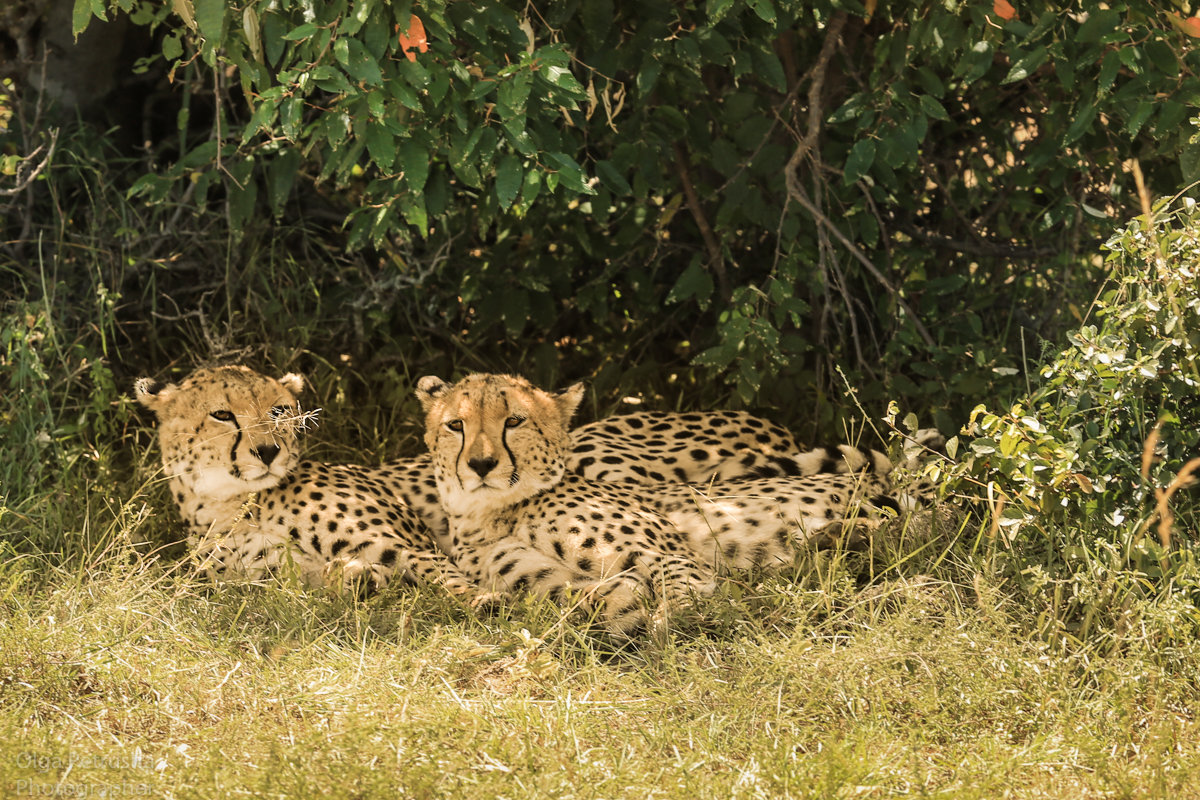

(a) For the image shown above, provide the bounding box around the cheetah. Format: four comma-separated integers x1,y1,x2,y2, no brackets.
416,373,940,633
136,365,903,598
135,366,474,594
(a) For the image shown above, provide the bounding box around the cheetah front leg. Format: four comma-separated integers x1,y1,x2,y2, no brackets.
191,529,321,584
320,532,477,597
464,540,657,633
322,542,476,597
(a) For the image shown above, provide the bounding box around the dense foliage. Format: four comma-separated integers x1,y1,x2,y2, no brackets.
943,199,1200,645
959,201,1199,533
31,0,1196,428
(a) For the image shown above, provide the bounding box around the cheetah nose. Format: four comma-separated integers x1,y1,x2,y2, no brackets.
468,456,498,477
252,444,281,466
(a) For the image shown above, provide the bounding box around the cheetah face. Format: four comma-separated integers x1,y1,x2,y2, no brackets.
136,366,313,500
416,373,584,517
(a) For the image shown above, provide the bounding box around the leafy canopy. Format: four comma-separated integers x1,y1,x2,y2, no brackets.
72,0,1200,418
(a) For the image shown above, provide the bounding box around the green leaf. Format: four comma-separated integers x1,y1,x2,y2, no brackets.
636,58,661,97
1001,47,1047,84
390,79,422,112
400,193,427,233
916,67,945,98
750,0,776,24
595,160,632,196
1076,8,1119,44
283,22,318,41
515,168,542,214
498,72,533,117
503,290,530,337
544,152,595,195
425,167,448,215
1098,49,1120,92
1144,39,1179,78
752,48,787,92
1180,144,1200,184
1124,100,1154,138
542,65,585,96
667,261,714,307
401,139,429,192
127,173,173,203
343,38,383,85
828,92,869,124
919,94,950,121
241,99,278,144
178,140,218,169
267,151,301,216
1063,101,1097,145
581,0,614,42
72,0,97,36
960,41,994,84
162,33,183,61
366,123,396,170
366,90,386,119
226,160,257,233
194,0,224,43
262,12,286,64
843,138,875,185
280,96,303,139
494,153,522,209
706,0,735,23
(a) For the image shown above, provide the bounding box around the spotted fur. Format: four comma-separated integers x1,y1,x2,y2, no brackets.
138,365,936,609
417,373,940,634
136,366,473,595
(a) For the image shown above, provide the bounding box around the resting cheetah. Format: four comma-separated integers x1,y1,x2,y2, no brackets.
137,365,900,596
417,373,939,633
135,366,476,594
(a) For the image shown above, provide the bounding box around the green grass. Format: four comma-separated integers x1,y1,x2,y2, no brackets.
2,523,1200,799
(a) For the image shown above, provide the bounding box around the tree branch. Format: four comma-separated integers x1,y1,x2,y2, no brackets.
673,141,729,300
0,128,58,197
783,13,934,349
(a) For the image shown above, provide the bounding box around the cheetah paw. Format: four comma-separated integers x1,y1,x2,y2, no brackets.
322,557,385,592
470,591,506,610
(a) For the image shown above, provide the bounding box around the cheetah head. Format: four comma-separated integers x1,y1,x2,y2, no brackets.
416,373,584,517
135,365,313,500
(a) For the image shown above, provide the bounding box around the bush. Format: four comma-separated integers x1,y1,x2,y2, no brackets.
950,198,1200,646
51,0,1200,425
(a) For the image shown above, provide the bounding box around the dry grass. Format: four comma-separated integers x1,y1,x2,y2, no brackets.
2,523,1199,799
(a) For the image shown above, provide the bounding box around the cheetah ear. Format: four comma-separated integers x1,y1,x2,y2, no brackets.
134,377,176,414
415,375,450,412
554,382,585,423
277,373,305,395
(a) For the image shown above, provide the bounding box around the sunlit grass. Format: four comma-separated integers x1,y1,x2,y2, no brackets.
2,518,1199,799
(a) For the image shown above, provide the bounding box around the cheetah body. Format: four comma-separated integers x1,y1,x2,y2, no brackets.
136,367,474,593
417,373,927,632
137,366,877,597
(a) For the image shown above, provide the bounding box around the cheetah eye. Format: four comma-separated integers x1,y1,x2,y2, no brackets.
505,416,525,429
446,419,464,432
210,410,236,422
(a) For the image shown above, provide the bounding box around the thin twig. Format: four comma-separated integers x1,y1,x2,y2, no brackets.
673,141,729,300
784,12,846,178
789,182,934,347
782,13,934,349
0,128,58,196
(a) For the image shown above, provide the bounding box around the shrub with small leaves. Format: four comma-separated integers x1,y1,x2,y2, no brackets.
945,199,1200,644
956,200,1199,537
